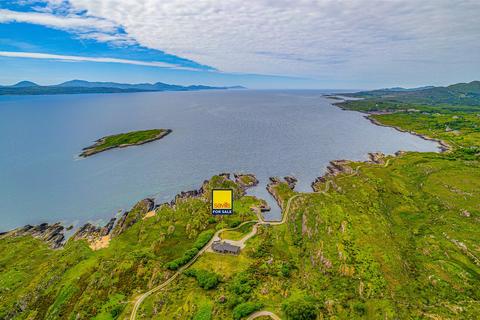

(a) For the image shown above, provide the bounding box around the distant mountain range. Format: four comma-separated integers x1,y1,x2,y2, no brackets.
0,80,245,96
348,81,480,106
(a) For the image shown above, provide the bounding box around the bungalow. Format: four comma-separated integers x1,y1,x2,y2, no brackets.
212,241,240,255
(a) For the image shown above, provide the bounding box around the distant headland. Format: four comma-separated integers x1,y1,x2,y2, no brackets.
0,80,245,96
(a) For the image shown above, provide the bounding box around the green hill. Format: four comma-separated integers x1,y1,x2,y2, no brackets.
349,81,480,106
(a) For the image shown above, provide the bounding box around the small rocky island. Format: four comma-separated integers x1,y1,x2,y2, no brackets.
80,128,172,157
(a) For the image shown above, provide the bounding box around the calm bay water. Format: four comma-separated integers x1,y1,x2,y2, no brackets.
0,90,439,231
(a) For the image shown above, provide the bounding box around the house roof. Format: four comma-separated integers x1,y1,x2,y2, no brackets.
212,241,240,253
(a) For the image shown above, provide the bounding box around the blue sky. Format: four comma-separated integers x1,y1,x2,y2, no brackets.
0,0,479,89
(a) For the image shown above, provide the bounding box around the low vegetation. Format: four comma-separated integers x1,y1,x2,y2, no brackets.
165,229,215,270
184,269,221,290
80,129,171,157
220,221,255,241
345,80,480,106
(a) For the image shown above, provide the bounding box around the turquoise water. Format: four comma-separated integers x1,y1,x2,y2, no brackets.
0,90,439,231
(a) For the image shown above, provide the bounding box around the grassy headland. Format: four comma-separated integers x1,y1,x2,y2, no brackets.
80,129,172,157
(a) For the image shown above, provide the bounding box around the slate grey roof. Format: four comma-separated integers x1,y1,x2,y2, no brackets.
212,241,240,254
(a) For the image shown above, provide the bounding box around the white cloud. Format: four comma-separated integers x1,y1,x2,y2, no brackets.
0,8,116,32
0,51,187,69
2,1,480,86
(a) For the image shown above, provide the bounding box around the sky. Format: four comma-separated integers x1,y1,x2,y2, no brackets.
0,0,479,89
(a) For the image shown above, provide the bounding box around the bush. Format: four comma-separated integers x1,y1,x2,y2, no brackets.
193,229,216,250
165,229,214,270
280,261,294,277
207,217,217,224
282,296,317,320
185,269,220,289
229,272,258,297
352,301,366,315
193,303,213,320
229,220,242,228
232,302,263,320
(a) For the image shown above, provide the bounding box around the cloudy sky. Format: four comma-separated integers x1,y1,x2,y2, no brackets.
0,0,479,89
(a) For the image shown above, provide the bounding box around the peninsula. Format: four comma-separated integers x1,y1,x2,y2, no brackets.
80,129,172,157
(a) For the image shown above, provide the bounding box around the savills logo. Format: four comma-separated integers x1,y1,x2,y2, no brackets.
212,189,233,215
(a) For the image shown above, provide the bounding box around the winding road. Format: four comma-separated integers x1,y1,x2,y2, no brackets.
129,198,298,320
129,191,321,319
247,310,282,320
129,219,257,320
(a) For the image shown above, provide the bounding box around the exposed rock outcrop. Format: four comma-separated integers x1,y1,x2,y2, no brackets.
72,218,116,243
234,173,259,188
368,152,386,165
284,176,298,189
311,153,388,191
266,175,297,208
111,198,154,237
0,223,65,249
311,160,354,191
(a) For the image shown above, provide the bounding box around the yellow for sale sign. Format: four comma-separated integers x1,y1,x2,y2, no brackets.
212,189,233,215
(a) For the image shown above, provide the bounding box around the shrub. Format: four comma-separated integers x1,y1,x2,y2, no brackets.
229,220,242,228
280,261,293,277
232,302,263,320
207,217,217,224
165,229,214,270
193,303,213,320
229,272,257,297
282,296,317,320
193,229,216,250
185,268,220,289
352,301,366,315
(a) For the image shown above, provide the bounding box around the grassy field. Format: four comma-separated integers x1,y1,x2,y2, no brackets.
81,129,171,157
220,222,256,241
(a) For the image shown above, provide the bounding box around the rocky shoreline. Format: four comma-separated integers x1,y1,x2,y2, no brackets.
0,223,65,249
365,115,451,152
329,95,451,153
0,173,260,250
266,176,297,209
80,129,172,157
310,152,391,192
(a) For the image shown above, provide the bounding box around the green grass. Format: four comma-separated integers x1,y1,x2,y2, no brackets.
220,222,256,241
80,129,171,156
372,112,480,149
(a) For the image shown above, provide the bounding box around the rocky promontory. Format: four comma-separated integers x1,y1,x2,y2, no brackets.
0,223,65,249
